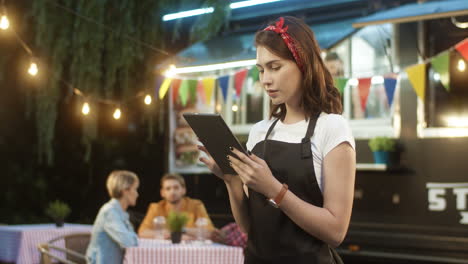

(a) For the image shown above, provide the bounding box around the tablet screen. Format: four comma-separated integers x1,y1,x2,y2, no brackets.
183,113,247,175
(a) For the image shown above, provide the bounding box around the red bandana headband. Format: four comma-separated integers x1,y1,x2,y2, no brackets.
263,17,304,73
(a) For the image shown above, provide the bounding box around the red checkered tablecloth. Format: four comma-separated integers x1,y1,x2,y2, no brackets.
124,238,244,264
0,223,92,264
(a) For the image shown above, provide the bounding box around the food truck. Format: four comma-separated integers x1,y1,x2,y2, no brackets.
161,1,468,262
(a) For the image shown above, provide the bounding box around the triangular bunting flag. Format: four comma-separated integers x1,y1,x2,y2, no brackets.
334,77,348,95
455,38,468,61
431,50,450,91
154,75,163,98
158,78,172,99
218,75,230,102
171,79,182,104
197,80,206,104
384,78,397,107
202,78,215,105
179,80,189,106
357,78,371,112
234,69,248,96
249,67,259,83
188,80,198,105
405,63,426,101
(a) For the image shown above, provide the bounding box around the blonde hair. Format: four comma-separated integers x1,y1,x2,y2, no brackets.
160,173,186,189
106,170,139,199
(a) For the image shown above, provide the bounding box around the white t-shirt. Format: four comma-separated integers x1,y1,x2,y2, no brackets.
246,112,355,192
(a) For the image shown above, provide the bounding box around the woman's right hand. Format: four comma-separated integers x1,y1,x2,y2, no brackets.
198,145,236,183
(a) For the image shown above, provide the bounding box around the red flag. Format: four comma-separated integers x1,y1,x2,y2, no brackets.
358,77,371,112
196,80,205,104
455,38,468,61
234,69,248,97
171,79,182,104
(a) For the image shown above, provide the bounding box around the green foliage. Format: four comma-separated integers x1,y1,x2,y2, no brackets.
45,200,71,220
21,0,228,164
368,137,396,152
167,211,189,232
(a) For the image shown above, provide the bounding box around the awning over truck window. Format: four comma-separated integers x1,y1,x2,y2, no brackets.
353,0,468,28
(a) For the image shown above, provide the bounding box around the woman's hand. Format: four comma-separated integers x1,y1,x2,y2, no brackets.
198,145,237,183
228,148,281,198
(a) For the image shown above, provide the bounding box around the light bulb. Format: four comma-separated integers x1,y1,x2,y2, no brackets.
232,104,239,112
457,59,466,72
113,108,121,120
433,72,440,81
164,64,176,78
348,78,359,86
144,94,152,105
82,102,90,115
371,76,384,85
0,15,9,30
28,62,38,76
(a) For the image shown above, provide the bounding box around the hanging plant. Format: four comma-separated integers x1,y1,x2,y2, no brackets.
21,0,228,164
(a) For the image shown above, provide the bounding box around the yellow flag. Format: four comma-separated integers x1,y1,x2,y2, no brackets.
159,78,172,99
202,78,215,105
405,63,426,101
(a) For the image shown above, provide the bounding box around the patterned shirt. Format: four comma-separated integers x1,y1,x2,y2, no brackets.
221,222,247,248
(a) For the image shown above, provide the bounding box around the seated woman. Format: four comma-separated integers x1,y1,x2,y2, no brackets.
86,170,139,264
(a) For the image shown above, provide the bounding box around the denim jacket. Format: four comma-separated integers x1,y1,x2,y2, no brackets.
86,199,138,264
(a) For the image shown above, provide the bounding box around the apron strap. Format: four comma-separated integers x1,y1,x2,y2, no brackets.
262,118,280,158
301,112,320,159
262,112,320,160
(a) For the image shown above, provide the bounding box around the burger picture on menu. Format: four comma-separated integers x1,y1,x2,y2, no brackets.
174,120,200,167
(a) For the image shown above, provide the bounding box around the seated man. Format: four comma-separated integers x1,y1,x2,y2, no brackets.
138,173,214,239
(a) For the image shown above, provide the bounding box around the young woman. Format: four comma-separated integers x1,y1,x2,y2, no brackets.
86,170,139,264
199,16,355,264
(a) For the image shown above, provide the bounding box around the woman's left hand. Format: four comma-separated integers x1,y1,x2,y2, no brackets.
228,148,281,198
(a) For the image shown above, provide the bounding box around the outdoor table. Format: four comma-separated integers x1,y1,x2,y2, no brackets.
124,238,244,264
0,223,92,264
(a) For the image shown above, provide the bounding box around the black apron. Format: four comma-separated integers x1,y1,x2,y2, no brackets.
244,113,334,264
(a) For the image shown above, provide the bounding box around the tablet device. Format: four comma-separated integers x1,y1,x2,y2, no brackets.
183,113,248,175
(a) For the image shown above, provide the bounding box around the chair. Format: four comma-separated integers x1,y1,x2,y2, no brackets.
37,232,91,264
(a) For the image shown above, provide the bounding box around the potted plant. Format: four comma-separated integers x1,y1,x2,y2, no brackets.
45,200,71,227
368,136,396,165
167,211,188,244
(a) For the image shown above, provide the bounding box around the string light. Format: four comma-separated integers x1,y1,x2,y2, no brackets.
0,15,9,30
348,78,359,86
113,108,121,120
82,102,90,115
457,59,466,72
28,62,38,76
144,94,152,105
232,104,239,112
1,1,165,124
371,76,384,84
164,64,176,78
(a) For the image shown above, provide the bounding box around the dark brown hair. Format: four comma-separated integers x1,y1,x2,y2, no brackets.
255,16,342,120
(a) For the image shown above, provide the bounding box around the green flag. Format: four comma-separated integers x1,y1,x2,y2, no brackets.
431,50,450,91
249,67,259,83
179,80,189,106
334,77,348,95
188,79,198,104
